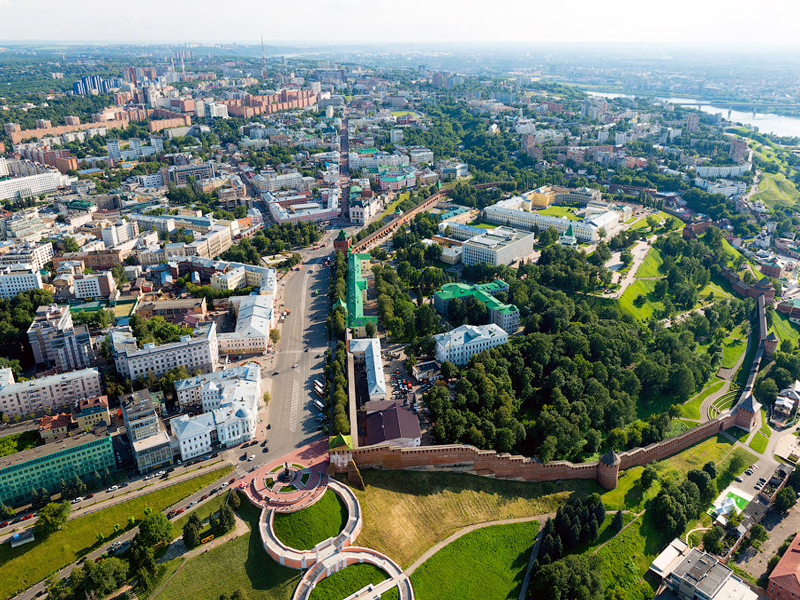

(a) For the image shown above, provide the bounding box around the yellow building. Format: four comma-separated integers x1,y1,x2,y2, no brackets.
527,186,555,208
38,413,73,443
74,395,111,430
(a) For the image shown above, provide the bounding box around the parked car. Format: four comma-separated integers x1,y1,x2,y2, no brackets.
21,514,33,521
71,496,84,504
85,493,94,499
248,455,255,461
201,494,209,500
735,476,743,482
0,521,8,528
106,485,119,492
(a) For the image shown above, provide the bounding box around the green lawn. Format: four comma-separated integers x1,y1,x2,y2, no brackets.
411,521,538,600
171,491,230,539
679,379,725,420
0,466,232,600
349,469,598,568
272,489,347,550
595,511,667,599
752,172,800,207
379,191,410,220
0,430,42,457
618,279,662,321
634,248,663,279
771,311,800,350
155,499,299,600
309,564,398,600
601,466,662,513
748,411,772,454
536,205,581,221
720,324,749,369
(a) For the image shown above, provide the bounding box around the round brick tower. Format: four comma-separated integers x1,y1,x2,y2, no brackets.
597,449,621,490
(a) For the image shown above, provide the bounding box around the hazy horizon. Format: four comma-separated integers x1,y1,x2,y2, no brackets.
3,0,800,47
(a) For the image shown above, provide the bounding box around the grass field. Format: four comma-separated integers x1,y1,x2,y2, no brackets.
0,430,42,457
748,411,772,454
0,466,232,600
771,311,800,350
634,247,664,279
171,491,229,539
348,469,597,568
679,379,725,420
155,500,299,600
618,279,662,321
536,205,581,221
720,324,749,369
752,172,800,207
595,511,666,599
600,466,662,512
309,564,398,600
411,521,538,600
379,191,410,220
272,489,347,550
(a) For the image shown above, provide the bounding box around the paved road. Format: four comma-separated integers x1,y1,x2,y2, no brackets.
266,229,339,459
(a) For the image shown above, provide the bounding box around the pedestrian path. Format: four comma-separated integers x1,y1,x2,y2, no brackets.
240,439,329,512
246,446,414,600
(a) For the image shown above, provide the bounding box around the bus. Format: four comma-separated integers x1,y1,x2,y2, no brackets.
313,399,325,411
313,379,324,390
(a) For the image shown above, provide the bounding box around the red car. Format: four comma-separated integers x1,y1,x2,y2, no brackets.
85,494,94,499
0,521,8,527
229,478,235,484
21,514,33,521
201,494,209,500
173,508,184,516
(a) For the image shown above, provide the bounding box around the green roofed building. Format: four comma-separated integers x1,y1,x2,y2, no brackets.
433,279,520,333
329,433,353,451
346,251,379,328
0,431,114,506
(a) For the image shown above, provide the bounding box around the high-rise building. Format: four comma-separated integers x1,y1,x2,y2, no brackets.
729,138,749,164
0,264,43,298
27,305,95,372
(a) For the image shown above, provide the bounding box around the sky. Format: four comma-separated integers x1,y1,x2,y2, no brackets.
3,0,800,46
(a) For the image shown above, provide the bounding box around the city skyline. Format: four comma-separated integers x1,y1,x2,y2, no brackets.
3,0,800,46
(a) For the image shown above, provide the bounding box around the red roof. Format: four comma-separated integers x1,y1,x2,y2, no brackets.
38,413,72,431
77,395,109,412
770,530,800,596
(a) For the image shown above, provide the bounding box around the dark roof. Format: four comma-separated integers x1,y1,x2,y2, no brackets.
735,391,761,414
365,403,421,446
600,449,620,466
767,332,779,340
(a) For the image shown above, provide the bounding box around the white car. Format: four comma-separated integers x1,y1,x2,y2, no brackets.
248,455,255,461
71,497,84,504
106,485,119,492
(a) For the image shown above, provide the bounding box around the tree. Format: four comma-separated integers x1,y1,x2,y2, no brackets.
228,490,241,510
217,505,236,534
640,466,658,489
137,512,172,547
620,249,634,266
63,236,80,253
612,509,624,532
528,555,603,600
440,361,459,380
111,263,126,287
365,321,377,338
0,502,14,520
183,518,201,549
702,526,724,555
646,215,659,231
750,523,768,548
775,487,797,513
703,461,717,479
567,523,581,549
269,329,280,345
36,501,70,534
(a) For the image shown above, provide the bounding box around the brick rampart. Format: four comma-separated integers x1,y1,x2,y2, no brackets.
334,411,744,490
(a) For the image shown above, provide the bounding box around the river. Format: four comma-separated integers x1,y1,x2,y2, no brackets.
586,91,800,139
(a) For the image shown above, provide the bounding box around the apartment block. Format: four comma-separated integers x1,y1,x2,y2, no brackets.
0,264,43,298
110,322,219,380
27,304,95,371
0,367,102,417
